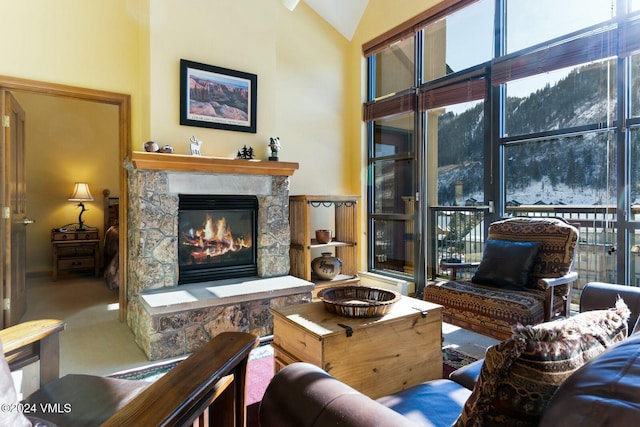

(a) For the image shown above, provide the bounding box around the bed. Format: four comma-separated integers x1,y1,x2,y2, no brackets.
103,189,119,290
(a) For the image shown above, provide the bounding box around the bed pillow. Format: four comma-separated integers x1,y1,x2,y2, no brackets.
471,239,541,290
454,298,630,427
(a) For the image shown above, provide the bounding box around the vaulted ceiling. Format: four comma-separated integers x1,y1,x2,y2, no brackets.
284,0,369,41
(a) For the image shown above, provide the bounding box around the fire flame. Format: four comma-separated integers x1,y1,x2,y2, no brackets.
182,214,252,262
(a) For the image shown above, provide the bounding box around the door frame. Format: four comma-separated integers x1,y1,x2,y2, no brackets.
0,75,130,322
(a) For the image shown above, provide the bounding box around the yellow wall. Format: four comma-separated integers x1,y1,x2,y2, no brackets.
0,0,148,146
16,92,119,274
145,0,351,195
1,0,444,275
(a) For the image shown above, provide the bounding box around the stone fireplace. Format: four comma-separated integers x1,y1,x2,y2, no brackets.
124,153,312,360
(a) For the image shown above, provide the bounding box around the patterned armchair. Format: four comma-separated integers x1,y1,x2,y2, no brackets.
424,217,579,340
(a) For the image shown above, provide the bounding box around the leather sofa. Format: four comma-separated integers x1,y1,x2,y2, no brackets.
259,282,640,427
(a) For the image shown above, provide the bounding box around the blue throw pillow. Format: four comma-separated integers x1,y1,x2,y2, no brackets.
471,239,541,290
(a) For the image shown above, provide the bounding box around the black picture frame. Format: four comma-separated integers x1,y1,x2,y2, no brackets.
180,59,257,133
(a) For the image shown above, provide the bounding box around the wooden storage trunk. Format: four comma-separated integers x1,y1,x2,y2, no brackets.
271,296,443,399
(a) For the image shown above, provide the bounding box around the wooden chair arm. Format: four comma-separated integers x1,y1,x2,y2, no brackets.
538,271,579,289
0,319,66,386
540,272,578,321
0,319,66,354
103,331,259,427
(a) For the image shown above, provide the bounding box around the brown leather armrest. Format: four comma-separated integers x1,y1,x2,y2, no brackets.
260,362,417,427
580,282,640,331
448,358,484,390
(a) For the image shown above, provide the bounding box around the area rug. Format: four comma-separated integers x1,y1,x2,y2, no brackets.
110,344,271,427
109,343,273,404
442,345,479,377
111,343,478,393
109,357,186,381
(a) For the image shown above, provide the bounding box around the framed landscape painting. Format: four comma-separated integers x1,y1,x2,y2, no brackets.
180,59,257,133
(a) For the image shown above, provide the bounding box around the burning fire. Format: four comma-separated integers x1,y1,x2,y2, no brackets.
182,214,252,262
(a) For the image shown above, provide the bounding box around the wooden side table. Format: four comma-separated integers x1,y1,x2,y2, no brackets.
439,261,480,280
271,296,443,399
51,229,100,280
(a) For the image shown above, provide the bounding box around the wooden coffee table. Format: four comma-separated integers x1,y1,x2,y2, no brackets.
271,295,443,399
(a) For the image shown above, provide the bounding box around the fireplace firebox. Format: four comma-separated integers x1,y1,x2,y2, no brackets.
178,194,258,284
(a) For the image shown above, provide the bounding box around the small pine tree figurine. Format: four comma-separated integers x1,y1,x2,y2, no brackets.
237,145,254,160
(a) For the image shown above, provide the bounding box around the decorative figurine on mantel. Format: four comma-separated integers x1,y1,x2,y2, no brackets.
190,136,202,156
144,141,174,153
237,145,255,159
268,137,281,161
144,141,159,152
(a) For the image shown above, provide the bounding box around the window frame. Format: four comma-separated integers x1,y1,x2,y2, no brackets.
365,0,640,293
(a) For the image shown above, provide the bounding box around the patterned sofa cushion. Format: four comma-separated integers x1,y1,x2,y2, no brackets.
422,280,566,340
454,299,630,427
488,217,578,290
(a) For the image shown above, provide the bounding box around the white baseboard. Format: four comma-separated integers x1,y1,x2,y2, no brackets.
357,271,413,296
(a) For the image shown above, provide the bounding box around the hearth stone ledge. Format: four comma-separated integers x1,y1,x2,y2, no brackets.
128,275,313,360
139,275,313,315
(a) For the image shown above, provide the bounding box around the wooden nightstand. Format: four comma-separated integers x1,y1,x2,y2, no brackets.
51,228,100,280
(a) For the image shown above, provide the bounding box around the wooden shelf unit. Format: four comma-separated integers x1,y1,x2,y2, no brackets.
289,195,360,296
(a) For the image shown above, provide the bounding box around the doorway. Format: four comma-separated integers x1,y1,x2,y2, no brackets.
0,75,130,327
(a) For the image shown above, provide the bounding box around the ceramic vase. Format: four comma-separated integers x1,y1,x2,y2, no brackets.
315,229,332,243
312,252,342,280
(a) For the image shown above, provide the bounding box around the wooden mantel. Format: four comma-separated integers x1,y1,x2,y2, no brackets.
128,151,299,176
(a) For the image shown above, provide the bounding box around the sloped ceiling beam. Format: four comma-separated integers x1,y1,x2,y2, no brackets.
282,0,368,41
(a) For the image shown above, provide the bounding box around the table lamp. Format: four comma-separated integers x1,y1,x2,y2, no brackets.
68,182,94,230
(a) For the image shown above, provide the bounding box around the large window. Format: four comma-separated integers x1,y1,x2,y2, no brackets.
630,52,640,220
369,114,415,275
503,60,617,137
504,0,614,54
503,132,616,205
373,37,415,99
365,0,640,293
421,0,493,82
431,99,485,205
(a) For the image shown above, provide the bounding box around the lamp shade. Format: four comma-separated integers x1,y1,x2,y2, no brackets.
68,182,94,202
